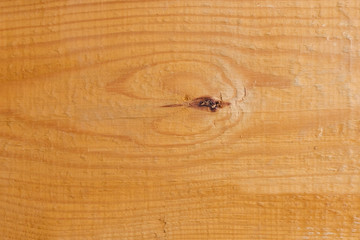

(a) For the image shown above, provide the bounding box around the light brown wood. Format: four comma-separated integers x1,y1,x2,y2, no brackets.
1,0,360,239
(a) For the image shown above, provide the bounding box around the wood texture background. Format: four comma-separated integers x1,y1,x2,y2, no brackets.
1,0,360,239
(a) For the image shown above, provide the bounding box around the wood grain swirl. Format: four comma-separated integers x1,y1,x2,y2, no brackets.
0,0,360,239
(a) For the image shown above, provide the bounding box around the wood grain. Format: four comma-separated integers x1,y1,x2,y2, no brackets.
1,0,360,239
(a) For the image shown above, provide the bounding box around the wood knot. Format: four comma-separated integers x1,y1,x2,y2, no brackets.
191,96,230,112
161,93,231,112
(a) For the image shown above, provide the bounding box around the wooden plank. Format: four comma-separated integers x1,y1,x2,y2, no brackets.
0,0,359,239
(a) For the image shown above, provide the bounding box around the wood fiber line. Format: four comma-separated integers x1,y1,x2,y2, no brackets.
0,0,360,239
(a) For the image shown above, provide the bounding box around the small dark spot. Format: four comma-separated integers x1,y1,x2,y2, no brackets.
159,217,167,234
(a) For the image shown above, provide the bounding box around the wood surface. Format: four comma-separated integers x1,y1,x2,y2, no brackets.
1,0,360,239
